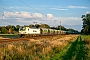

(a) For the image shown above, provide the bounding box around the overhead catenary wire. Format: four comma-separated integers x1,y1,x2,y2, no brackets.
18,0,45,15
0,2,45,16
18,0,48,24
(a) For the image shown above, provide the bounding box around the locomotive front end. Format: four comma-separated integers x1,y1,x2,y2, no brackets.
18,26,27,37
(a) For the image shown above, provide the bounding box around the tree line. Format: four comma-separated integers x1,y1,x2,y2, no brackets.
0,25,20,34
0,24,78,34
81,13,90,35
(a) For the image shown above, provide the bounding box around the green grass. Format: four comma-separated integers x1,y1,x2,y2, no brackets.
48,43,72,60
0,34,19,38
0,34,18,35
62,36,89,60
81,35,90,60
81,35,90,39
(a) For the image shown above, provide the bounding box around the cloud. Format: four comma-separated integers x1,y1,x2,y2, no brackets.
68,5,89,9
86,12,90,14
54,17,81,21
4,6,44,11
3,12,43,18
0,11,82,30
32,13,43,18
50,5,89,11
50,8,68,10
46,14,53,18
0,12,52,25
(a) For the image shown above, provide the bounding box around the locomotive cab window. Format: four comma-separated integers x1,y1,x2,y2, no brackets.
20,27,26,31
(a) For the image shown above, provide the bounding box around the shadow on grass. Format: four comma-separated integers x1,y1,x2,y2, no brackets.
62,36,89,60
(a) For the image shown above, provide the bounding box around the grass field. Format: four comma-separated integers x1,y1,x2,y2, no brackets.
0,35,78,60
0,35,90,60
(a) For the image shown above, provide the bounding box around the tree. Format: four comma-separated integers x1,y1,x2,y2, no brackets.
6,25,16,34
29,24,34,28
1,27,8,34
35,24,40,28
81,13,90,34
29,24,40,28
58,25,66,30
51,27,58,29
0,26,1,33
16,25,20,32
8,28,12,34
40,24,50,28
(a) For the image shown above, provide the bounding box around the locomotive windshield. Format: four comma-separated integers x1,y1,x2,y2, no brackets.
19,27,26,31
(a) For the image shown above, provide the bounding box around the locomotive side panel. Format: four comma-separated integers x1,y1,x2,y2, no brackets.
28,28,41,34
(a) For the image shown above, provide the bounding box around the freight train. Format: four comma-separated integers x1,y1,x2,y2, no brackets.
18,26,67,38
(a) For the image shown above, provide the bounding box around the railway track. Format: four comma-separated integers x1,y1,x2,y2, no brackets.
0,35,63,43
0,34,77,43
0,38,30,43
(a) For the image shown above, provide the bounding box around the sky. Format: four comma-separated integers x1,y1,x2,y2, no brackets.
0,0,90,31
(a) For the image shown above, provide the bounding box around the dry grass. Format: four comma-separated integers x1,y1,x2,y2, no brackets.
0,34,79,60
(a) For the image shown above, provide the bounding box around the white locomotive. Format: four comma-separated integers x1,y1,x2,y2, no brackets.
19,26,66,37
